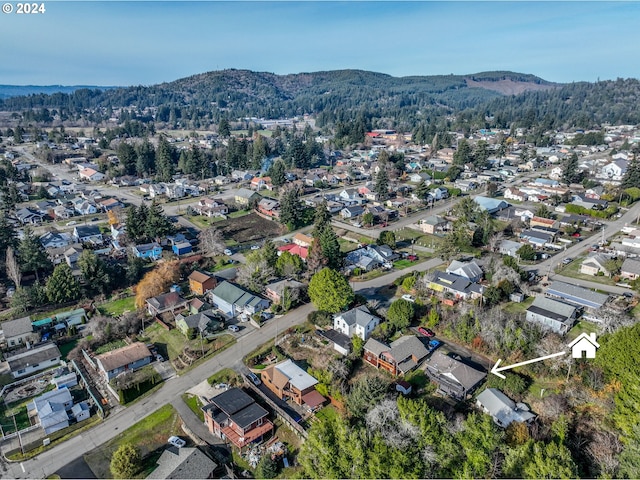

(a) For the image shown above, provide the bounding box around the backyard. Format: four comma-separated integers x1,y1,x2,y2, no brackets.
83,404,182,479
97,294,136,317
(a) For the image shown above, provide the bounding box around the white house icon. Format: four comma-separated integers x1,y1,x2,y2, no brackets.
567,333,600,359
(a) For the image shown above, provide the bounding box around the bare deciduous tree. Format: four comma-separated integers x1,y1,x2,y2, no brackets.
198,226,226,256
5,246,21,287
365,399,420,449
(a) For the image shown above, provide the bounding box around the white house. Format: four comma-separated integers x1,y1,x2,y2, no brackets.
504,188,528,202
78,167,106,182
476,388,535,428
333,306,381,342
601,159,628,180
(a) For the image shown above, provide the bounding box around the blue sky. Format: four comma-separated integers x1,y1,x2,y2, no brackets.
1,1,638,86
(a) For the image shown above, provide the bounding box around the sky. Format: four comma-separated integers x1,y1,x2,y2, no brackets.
1,1,639,86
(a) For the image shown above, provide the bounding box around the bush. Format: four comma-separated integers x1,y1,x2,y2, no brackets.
308,310,333,328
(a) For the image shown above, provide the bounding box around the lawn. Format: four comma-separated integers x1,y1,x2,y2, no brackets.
185,214,224,229
338,238,359,253
207,367,242,387
83,404,182,480
94,339,127,355
181,393,205,422
58,339,79,360
142,323,190,361
98,295,136,317
554,256,617,286
501,296,535,314
228,209,251,219
566,320,600,342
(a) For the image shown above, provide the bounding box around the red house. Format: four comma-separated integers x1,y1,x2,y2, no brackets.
202,388,274,450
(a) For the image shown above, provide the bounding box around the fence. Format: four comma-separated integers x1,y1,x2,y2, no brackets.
70,359,106,418
0,369,54,399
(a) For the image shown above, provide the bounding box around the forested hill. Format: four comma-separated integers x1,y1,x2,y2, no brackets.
0,85,117,99
0,69,555,119
2,69,640,129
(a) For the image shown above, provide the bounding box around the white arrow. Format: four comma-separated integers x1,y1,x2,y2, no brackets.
490,351,567,379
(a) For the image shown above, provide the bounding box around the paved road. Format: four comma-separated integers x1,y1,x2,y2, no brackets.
0,257,441,480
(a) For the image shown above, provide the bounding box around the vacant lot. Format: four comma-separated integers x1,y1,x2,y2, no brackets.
84,404,182,479
216,213,283,244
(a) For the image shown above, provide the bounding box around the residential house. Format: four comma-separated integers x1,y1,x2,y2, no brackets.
546,281,609,311
602,159,628,179
476,388,536,428
429,187,449,201
73,225,103,244
572,194,609,210
363,335,430,376
6,342,61,378
94,342,153,381
341,205,365,219
417,215,447,234
234,188,261,207
409,172,431,184
333,306,381,342
428,271,484,301
193,198,228,217
147,447,218,480
621,258,640,280
202,388,274,449
261,359,323,407
132,242,163,260
585,186,604,200
499,239,523,257
188,271,217,296
530,216,560,229
52,205,75,220
292,233,314,248
165,183,186,200
213,175,230,186
146,292,189,316
98,198,124,212
520,229,554,248
423,351,486,400
277,243,309,261
338,188,362,204
474,197,510,214
15,207,45,225
27,387,75,434
64,245,83,267
250,176,272,191
231,170,254,182
445,260,483,282
503,188,528,202
208,281,270,317
78,167,106,182
40,231,72,249
580,254,612,276
1,316,38,348
455,179,479,192
257,198,280,218
525,296,578,335
72,199,98,216
264,279,304,305
175,309,223,338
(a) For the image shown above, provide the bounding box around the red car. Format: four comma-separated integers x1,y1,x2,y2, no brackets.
418,327,435,337
407,255,418,261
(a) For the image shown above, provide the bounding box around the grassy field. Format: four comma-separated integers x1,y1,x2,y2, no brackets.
185,214,224,229
143,323,190,361
181,393,205,422
98,295,136,317
83,404,182,479
502,296,535,314
554,256,617,286
207,367,242,386
58,339,79,360
94,339,127,355
633,303,640,319
566,320,600,342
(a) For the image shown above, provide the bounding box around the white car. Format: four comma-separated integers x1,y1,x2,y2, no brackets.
228,324,240,332
251,244,261,250
401,294,415,302
168,436,186,448
223,248,233,256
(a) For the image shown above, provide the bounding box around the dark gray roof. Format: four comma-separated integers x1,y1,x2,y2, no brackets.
177,310,221,332
317,329,352,351
6,343,61,372
148,447,218,479
425,351,486,390
74,225,101,237
2,316,33,338
389,336,429,369
363,337,389,357
547,281,609,307
204,388,269,431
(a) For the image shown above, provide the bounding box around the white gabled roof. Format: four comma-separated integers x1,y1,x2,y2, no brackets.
275,359,318,391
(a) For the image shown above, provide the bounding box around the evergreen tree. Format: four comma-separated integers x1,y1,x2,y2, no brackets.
0,215,18,258
268,159,286,188
561,153,584,184
454,139,473,166
375,169,389,200
46,263,81,304
262,240,279,269
621,157,640,189
312,200,332,237
18,226,52,281
145,200,174,241
308,268,354,313
155,137,176,182
218,118,231,138
318,226,343,270
135,138,156,176
279,186,303,230
78,250,111,295
117,142,137,176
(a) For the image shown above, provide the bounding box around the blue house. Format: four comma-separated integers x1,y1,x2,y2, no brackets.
172,241,193,256
132,242,163,260
94,342,153,381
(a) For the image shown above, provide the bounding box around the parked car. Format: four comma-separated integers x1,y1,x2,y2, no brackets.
156,354,165,362
623,292,634,298
246,372,261,386
251,244,261,250
223,248,233,256
168,436,186,448
215,383,229,390
66,220,77,226
418,327,435,337
228,325,240,332
90,217,99,222
562,257,573,265
427,339,443,352
401,294,415,302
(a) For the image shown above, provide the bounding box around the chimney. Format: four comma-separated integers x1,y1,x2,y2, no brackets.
590,333,597,342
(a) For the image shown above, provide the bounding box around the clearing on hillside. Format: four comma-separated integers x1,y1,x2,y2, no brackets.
217,213,283,244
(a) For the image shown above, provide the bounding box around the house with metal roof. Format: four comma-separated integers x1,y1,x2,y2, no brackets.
132,242,163,260
202,388,274,450
580,254,612,276
261,359,322,406
525,296,578,334
473,196,509,214
27,387,74,434
499,239,523,258
476,388,536,428
208,281,270,318
520,229,554,248
546,281,609,311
